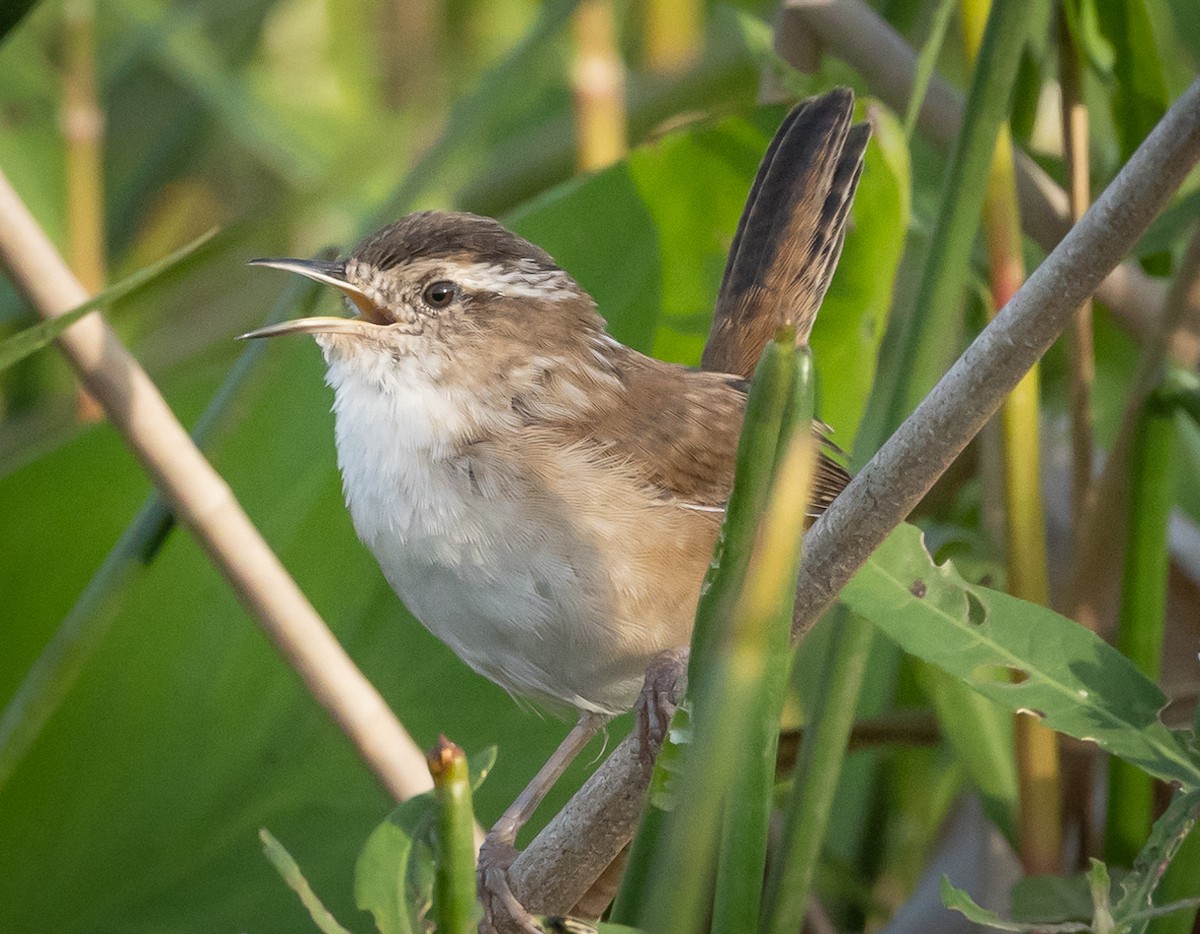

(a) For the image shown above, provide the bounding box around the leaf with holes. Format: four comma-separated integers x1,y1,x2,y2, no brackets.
840,525,1200,789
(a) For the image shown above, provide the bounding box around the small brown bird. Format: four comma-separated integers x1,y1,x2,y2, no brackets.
244,87,868,918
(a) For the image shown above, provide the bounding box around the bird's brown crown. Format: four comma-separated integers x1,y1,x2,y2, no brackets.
350,211,560,275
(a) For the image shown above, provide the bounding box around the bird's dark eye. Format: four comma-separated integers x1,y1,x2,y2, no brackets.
423,280,457,309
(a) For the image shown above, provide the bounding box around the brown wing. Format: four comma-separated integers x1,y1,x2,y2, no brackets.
702,88,871,379
552,351,849,517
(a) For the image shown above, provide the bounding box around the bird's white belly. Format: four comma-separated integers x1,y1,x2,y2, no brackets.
324,350,649,713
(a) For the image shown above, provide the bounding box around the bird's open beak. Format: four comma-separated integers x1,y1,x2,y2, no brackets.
239,257,382,340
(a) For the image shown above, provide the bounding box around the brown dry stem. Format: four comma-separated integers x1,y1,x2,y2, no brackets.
0,169,432,804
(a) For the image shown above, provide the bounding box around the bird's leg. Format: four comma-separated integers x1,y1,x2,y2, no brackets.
489,710,609,846
479,711,608,933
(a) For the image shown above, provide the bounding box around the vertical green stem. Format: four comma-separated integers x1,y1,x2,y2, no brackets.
1105,399,1177,866
635,337,815,934
428,737,479,934
961,0,1062,875
711,350,816,934
761,608,874,933
859,0,1038,443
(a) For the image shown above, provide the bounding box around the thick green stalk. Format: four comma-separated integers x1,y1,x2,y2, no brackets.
761,606,874,933
634,336,812,934
428,737,479,934
711,350,816,934
689,333,797,702
1105,397,1178,866
858,0,1039,444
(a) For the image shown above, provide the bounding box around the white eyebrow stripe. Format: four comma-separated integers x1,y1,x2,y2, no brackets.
448,261,581,302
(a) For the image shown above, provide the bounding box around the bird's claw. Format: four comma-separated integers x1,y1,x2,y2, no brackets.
634,646,688,765
479,831,543,934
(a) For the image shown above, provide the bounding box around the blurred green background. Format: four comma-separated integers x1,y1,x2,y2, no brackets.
1,0,1198,931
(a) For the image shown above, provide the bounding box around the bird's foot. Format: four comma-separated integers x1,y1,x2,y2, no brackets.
634,646,689,765
478,831,543,934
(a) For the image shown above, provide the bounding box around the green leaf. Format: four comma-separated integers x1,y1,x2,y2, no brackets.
0,227,217,372
1115,790,1200,922
355,793,437,934
1011,872,1099,924
1062,0,1117,74
941,876,1092,932
260,828,353,934
1095,0,1174,163
1090,858,1117,934
840,525,1200,788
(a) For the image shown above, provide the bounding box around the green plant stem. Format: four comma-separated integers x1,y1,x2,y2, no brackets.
1149,818,1200,934
1057,4,1097,546
859,0,1038,444
1105,398,1177,866
644,0,703,72
761,608,874,933
611,334,798,929
635,336,812,934
260,829,352,934
903,0,957,141
428,737,479,934
571,0,627,171
961,0,1063,873
711,350,816,934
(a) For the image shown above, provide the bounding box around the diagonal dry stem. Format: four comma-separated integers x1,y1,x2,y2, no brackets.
0,168,432,805
791,78,1200,638
779,0,1199,361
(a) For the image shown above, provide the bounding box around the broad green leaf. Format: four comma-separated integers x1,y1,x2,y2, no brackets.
0,335,592,933
355,794,438,934
841,525,1200,788
0,228,217,372
1011,872,1098,924
941,876,1092,932
261,829,352,934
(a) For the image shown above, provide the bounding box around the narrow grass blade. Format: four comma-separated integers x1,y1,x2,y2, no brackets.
904,0,958,140
0,227,217,372
1106,396,1179,866
0,275,320,793
260,828,353,934
761,605,874,934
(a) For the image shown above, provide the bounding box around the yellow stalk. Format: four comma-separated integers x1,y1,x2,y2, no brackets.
571,0,627,172
643,0,703,74
962,0,1063,875
61,0,106,422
